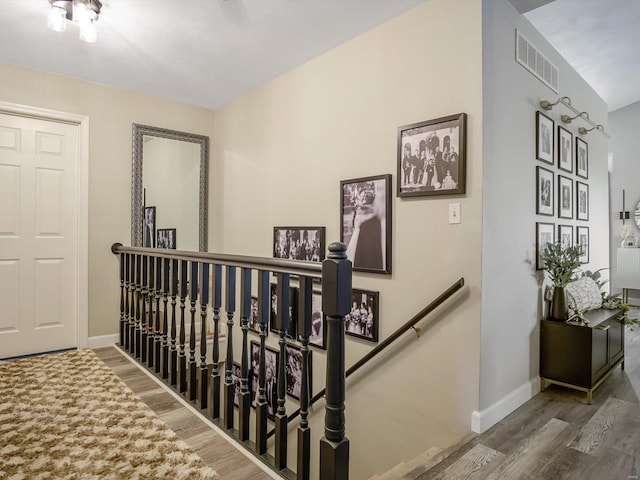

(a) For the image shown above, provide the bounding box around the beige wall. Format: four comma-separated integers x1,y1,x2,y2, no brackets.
212,1,483,478
0,61,215,337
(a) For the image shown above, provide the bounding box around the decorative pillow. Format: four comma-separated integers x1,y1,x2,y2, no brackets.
565,277,602,312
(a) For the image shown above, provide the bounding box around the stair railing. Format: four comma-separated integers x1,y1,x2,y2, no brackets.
278,277,465,427
112,242,351,480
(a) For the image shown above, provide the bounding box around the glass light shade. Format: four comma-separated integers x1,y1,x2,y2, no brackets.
79,18,97,43
72,1,89,24
47,5,67,32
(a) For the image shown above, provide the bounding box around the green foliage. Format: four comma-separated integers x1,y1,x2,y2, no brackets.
540,241,582,287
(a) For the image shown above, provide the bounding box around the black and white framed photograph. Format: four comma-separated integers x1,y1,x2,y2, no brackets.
143,206,156,248
576,226,589,264
558,224,573,250
536,111,554,164
536,222,555,271
250,341,278,419
308,291,326,349
273,227,326,262
231,362,249,408
558,175,573,219
341,174,392,274
285,343,311,400
576,181,589,221
557,126,573,173
156,228,176,249
397,113,466,197
248,296,263,333
270,284,297,339
536,167,554,216
345,289,379,343
576,137,588,179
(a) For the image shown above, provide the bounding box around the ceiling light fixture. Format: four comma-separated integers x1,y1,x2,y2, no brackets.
47,0,102,43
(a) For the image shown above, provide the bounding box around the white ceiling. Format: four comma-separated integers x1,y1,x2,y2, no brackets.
0,0,424,109
1,0,638,113
525,0,640,112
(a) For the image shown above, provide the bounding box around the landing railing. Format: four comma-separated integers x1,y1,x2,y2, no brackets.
111,242,352,480
111,242,465,480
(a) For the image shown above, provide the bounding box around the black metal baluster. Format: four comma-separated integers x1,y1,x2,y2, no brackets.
320,243,352,480
178,259,188,393
119,251,125,346
255,270,270,455
146,256,156,368
238,268,252,441
161,257,170,379
224,266,237,429
131,254,140,356
169,259,179,386
124,253,131,350
208,264,222,419
154,257,162,373
274,273,290,470
199,262,210,410
135,254,143,358
297,275,313,480
188,261,199,401
141,255,149,363
125,253,133,352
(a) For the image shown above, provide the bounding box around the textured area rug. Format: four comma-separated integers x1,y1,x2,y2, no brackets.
0,349,218,480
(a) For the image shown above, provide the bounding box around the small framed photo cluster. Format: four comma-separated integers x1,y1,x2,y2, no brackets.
535,110,590,268
259,113,469,359
143,205,177,249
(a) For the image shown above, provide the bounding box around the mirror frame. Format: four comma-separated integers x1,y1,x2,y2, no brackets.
131,123,209,251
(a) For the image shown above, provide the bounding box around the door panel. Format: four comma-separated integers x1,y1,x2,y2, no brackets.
0,113,79,359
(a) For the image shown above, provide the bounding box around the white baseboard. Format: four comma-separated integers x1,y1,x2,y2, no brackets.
88,333,119,349
471,377,540,433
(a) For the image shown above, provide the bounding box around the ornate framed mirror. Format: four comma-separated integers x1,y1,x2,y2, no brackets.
131,124,209,251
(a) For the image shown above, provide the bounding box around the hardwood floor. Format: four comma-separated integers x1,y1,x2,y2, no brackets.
409,325,640,480
94,346,274,480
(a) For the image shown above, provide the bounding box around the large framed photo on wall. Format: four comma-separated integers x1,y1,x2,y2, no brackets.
345,289,379,343
576,226,589,264
397,113,466,197
576,137,588,179
558,224,573,250
536,222,555,271
557,126,573,173
273,227,325,262
536,111,554,164
536,167,554,216
557,175,573,219
340,174,392,274
576,181,589,221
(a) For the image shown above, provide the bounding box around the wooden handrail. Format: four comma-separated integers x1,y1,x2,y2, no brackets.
278,277,465,430
111,243,322,278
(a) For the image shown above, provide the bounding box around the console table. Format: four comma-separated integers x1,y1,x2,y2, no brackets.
616,248,640,303
540,308,624,404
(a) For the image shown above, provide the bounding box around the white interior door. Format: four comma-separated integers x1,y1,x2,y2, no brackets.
0,113,80,359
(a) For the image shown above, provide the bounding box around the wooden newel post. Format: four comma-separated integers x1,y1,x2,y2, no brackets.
320,242,352,480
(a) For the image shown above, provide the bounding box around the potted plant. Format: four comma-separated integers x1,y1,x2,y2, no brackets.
541,241,582,320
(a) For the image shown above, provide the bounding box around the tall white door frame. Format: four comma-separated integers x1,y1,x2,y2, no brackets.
0,101,89,351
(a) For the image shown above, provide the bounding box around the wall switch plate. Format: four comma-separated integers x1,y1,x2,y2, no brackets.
449,203,461,224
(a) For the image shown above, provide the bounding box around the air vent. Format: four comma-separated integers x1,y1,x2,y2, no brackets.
515,29,559,93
